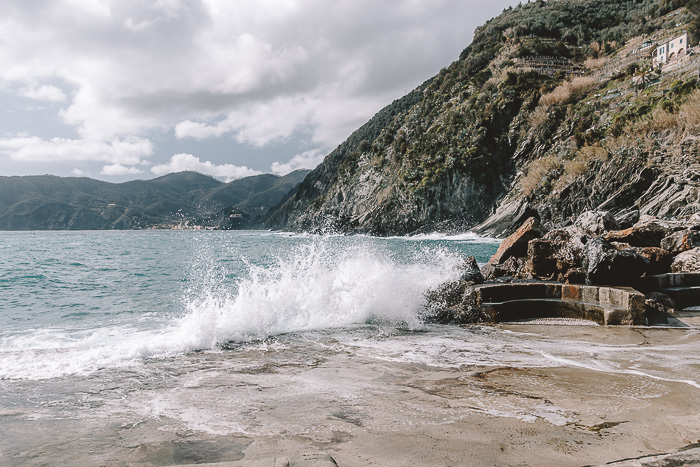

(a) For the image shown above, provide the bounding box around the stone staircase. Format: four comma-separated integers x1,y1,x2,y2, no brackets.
645,273,700,310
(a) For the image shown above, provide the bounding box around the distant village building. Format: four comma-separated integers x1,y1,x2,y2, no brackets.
653,33,688,65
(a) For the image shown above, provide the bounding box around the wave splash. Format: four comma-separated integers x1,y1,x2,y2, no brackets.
0,240,461,380
176,241,460,347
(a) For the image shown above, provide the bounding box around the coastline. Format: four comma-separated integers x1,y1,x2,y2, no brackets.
2,324,699,467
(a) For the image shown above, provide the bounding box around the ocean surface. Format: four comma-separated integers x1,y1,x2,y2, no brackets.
0,230,500,381
2,230,700,465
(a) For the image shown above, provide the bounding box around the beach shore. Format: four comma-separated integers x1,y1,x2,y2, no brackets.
2,322,699,466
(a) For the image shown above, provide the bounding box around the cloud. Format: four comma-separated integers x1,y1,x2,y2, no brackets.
101,163,143,176
18,84,67,102
0,136,152,164
0,0,519,178
270,149,325,176
71,168,87,176
151,153,261,181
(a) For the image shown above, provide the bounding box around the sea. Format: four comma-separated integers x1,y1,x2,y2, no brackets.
1,230,699,465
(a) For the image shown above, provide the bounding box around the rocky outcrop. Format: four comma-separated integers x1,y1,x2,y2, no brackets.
265,1,699,236
661,230,700,254
575,211,620,236
488,217,543,266
428,212,700,325
583,238,648,286
671,248,700,273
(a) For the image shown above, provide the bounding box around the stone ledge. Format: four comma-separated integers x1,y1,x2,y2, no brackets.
467,282,646,325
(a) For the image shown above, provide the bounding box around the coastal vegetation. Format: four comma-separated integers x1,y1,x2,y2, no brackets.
268,0,700,236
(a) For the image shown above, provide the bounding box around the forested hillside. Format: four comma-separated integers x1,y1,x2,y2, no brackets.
0,170,309,230
267,0,700,236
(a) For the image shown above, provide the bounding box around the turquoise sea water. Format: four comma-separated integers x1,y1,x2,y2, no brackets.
0,230,499,380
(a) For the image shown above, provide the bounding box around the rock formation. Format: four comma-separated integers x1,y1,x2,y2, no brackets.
427,211,700,325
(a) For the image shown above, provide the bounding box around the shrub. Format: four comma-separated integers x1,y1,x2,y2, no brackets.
540,76,596,106
679,89,700,129
578,144,609,162
554,159,589,191
528,106,550,127
520,154,561,196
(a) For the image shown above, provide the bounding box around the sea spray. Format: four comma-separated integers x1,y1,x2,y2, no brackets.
176,239,464,347
0,236,464,380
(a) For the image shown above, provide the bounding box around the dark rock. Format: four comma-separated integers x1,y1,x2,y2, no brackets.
646,291,676,310
583,238,649,286
614,207,640,229
612,243,673,276
661,230,700,255
645,292,675,323
541,227,589,275
457,256,484,284
424,256,484,317
526,239,556,278
562,268,586,284
480,263,498,281
481,257,527,281
603,221,671,248
687,213,700,231
671,247,700,273
424,281,470,312
574,210,619,236
487,217,544,265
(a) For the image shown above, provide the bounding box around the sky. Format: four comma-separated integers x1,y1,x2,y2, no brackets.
0,0,518,182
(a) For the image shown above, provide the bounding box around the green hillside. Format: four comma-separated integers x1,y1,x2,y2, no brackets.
267,0,700,236
0,170,309,230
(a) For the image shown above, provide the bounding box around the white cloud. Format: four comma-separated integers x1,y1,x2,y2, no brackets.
271,149,324,176
151,153,261,181
101,163,143,176
0,136,152,164
71,168,87,176
0,0,519,178
18,84,67,102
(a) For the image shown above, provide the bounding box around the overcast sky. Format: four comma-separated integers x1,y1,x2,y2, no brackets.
0,0,518,182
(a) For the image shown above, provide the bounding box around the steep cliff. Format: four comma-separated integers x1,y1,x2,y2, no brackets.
267,0,700,236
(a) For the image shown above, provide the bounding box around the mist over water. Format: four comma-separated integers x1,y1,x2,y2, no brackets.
0,231,492,380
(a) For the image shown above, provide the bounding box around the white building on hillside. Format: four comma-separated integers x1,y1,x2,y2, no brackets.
653,33,688,65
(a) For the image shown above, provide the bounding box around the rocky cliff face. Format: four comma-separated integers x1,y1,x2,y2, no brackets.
267,0,700,236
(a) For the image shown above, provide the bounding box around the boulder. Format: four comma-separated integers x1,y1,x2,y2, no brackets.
614,207,640,229
562,268,586,284
661,230,700,255
482,256,527,281
575,210,619,236
457,256,484,284
583,238,649,286
526,238,556,278
687,212,700,231
671,247,700,273
612,243,674,276
424,256,484,315
603,221,671,248
488,217,544,265
541,226,589,274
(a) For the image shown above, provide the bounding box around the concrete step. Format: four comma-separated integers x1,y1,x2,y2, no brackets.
660,286,700,309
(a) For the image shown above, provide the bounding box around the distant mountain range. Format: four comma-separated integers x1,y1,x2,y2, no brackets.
0,170,310,230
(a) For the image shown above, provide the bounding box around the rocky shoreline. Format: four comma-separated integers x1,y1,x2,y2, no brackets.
427,211,700,326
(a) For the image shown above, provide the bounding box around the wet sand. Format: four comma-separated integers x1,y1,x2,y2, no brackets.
2,324,700,466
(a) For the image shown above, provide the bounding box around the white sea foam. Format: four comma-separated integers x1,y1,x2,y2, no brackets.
386,232,501,243
0,240,462,380
173,241,461,347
